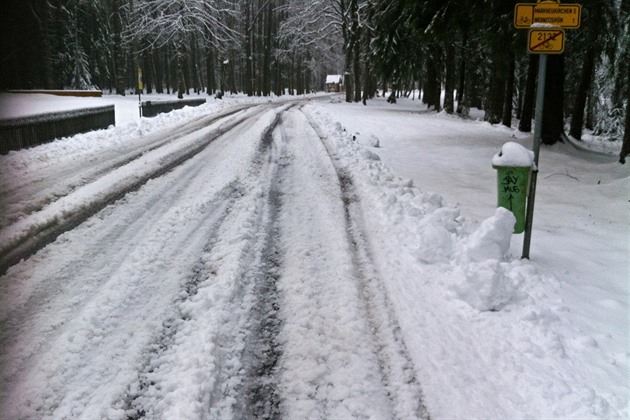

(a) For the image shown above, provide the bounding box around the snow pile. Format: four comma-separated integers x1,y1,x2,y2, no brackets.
492,141,535,168
451,260,521,312
464,207,515,262
452,207,517,311
309,108,524,311
349,131,380,148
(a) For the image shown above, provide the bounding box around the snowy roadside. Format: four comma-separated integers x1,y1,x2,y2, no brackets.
304,101,629,419
0,93,280,228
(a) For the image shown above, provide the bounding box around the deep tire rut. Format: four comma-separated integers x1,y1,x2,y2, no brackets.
303,109,430,420
122,110,287,419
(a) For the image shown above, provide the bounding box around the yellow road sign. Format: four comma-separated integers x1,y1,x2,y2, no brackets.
528,29,565,54
515,2,581,29
137,68,144,90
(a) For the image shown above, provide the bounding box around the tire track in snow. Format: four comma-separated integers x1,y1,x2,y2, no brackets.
302,108,430,419
122,180,244,420
0,106,288,419
0,105,272,276
232,114,285,419
0,105,255,224
120,110,287,419
272,109,398,418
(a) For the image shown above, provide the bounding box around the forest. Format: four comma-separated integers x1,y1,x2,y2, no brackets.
1,0,629,160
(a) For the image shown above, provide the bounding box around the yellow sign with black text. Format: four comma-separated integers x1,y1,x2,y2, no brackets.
528,29,565,54
515,3,581,29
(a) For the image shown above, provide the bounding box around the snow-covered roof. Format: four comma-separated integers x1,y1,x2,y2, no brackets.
325,75,342,84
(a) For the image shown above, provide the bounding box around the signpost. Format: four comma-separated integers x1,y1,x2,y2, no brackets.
514,1,580,259
514,2,581,28
528,29,565,54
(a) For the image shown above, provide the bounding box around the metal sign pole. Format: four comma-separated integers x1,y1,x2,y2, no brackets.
515,2,580,259
522,53,547,259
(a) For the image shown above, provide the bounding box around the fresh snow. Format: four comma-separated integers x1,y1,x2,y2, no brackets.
0,92,628,419
493,141,535,168
325,75,343,84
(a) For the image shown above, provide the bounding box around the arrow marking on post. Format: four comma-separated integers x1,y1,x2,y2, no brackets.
508,194,514,210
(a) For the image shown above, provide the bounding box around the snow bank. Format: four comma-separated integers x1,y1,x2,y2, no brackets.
303,103,628,419
307,106,523,309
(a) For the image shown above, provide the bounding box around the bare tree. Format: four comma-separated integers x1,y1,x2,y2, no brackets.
277,0,358,94
126,0,240,98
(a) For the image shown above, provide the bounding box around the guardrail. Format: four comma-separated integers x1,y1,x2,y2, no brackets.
8,90,103,97
0,105,115,154
141,98,206,118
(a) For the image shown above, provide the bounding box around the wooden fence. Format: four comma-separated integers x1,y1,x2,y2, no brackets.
0,105,115,154
141,98,206,118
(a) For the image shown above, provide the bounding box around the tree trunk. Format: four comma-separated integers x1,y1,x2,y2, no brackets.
112,0,126,95
206,44,215,95
143,51,153,94
345,71,353,102
256,6,264,96
542,54,564,145
274,60,282,96
296,55,303,95
456,53,466,114
444,41,456,114
262,1,272,96
189,33,200,94
586,87,595,130
515,58,526,120
154,49,163,94
37,1,55,89
455,29,468,114
424,45,442,111
164,47,171,94
518,54,538,132
176,40,186,99
569,48,596,139
177,58,185,99
353,48,361,101
484,62,505,124
620,67,630,163
183,55,191,95
502,52,515,127
229,51,238,94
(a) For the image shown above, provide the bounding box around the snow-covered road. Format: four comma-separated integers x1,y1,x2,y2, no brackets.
1,103,428,418
2,94,627,419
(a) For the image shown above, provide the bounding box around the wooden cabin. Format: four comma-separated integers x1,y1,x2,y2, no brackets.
325,75,343,92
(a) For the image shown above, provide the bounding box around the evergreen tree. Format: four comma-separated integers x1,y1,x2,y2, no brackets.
568,0,620,140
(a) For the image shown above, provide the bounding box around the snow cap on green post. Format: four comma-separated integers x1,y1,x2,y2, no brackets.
492,142,534,234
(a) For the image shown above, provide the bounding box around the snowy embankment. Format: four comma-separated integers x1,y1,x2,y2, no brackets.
304,102,628,419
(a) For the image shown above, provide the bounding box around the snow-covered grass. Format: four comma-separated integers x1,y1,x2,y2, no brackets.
0,92,627,419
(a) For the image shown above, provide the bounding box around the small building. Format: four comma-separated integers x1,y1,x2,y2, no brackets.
325,75,343,92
